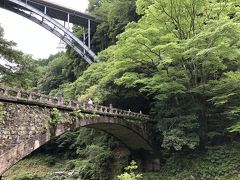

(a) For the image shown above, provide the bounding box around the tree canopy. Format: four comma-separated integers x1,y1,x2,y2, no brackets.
60,0,240,150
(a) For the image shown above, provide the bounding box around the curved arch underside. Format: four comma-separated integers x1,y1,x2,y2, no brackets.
0,0,97,64
0,116,152,175
86,123,151,151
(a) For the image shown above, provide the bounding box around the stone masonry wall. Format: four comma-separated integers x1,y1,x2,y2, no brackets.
0,102,50,155
0,102,71,155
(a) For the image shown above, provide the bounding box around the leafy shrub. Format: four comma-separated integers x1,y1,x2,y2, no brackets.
72,160,97,180
10,174,43,180
48,108,61,137
117,160,142,180
158,142,240,179
44,155,57,167
76,145,114,179
65,161,75,170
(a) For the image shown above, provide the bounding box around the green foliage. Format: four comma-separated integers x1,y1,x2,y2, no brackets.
73,160,98,180
4,155,66,179
64,0,240,150
64,161,75,171
157,142,240,179
228,122,240,133
0,25,40,89
49,108,61,126
0,26,22,75
33,127,120,179
210,71,240,133
48,108,61,137
38,131,80,159
10,174,43,180
69,110,99,123
69,109,84,123
3,55,40,89
75,145,114,180
88,0,104,14
38,53,73,94
89,0,140,52
161,129,200,151
65,26,89,81
117,160,143,180
44,155,57,167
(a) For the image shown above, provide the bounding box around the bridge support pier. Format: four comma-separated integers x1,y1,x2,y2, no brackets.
133,151,161,172
143,155,161,171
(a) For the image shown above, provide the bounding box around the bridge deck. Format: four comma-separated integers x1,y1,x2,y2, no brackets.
0,0,100,30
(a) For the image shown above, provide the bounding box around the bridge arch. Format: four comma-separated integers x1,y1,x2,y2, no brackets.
0,0,98,64
0,115,152,175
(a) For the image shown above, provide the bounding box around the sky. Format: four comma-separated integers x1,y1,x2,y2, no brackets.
0,0,89,59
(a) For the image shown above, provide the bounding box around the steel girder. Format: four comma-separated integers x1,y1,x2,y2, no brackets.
1,0,97,64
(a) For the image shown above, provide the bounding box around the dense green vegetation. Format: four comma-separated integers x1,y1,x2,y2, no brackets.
1,0,240,179
5,142,240,179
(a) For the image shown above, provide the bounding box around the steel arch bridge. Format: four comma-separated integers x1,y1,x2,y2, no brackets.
0,0,99,64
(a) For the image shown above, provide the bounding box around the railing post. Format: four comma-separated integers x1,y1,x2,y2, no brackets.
57,96,63,106
3,88,8,96
82,103,86,110
68,100,72,107
16,90,21,98
28,92,32,101
104,107,108,113
128,109,131,115
48,97,52,104
109,104,113,113
99,106,103,112
76,101,79,108
94,105,98,111
39,95,43,102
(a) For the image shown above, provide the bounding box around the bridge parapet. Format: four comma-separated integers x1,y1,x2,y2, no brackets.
0,86,149,121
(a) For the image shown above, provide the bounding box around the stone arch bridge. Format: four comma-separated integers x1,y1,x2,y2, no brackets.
0,86,158,176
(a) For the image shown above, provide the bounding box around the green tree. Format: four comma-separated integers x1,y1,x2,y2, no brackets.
38,53,72,94
0,26,22,70
117,160,142,180
89,0,140,52
210,71,240,133
65,0,240,150
1,55,40,89
0,25,40,89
